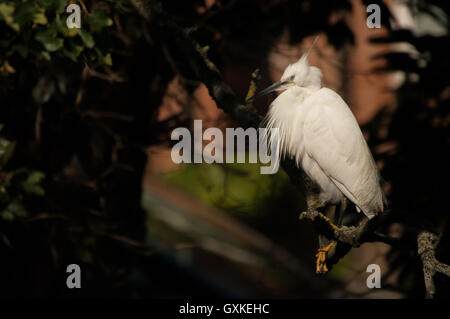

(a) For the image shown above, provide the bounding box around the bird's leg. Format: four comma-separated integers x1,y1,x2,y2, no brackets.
315,205,338,274
335,198,347,227
302,199,342,231
301,194,341,274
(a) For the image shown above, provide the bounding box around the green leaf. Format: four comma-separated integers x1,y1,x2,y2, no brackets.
54,13,78,37
95,48,113,66
79,29,95,48
1,60,16,74
26,171,45,185
38,0,67,12
87,9,113,32
12,44,29,58
0,3,14,18
0,141,16,167
62,43,84,62
33,9,48,25
13,2,39,25
102,53,112,66
1,210,15,221
0,3,20,31
40,51,51,61
35,30,64,52
5,200,28,218
21,183,45,196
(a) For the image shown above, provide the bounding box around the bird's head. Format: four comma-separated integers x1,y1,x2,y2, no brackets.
246,36,322,103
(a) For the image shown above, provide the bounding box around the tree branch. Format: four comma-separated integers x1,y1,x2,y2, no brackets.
299,210,402,247
298,210,404,268
418,231,450,299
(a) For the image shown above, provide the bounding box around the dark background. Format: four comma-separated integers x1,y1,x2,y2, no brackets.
0,0,448,298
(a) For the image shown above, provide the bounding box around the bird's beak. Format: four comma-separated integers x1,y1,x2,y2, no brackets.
245,80,288,103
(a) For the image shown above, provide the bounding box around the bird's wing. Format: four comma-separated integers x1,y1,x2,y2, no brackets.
303,88,383,217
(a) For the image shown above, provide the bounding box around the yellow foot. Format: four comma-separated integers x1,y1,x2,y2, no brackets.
321,214,341,231
315,242,336,274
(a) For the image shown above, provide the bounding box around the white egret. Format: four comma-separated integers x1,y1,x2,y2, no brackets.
247,37,387,273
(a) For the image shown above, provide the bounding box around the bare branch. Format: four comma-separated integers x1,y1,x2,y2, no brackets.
298,210,402,247
418,231,450,299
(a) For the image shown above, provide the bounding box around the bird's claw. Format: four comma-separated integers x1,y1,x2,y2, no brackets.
315,242,336,274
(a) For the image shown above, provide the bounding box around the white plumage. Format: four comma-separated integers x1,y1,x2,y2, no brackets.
248,38,386,218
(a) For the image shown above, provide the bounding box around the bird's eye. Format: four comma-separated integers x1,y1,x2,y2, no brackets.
288,75,295,82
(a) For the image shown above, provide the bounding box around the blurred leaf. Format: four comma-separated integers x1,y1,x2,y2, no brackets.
2,60,16,74
0,3,20,31
38,0,67,12
76,247,93,263
35,30,64,52
33,8,48,25
161,160,282,215
62,46,83,62
21,183,45,196
102,53,112,66
3,200,28,220
32,77,55,104
56,74,68,94
0,141,16,167
13,1,39,25
12,44,29,58
79,29,95,48
1,210,15,221
40,51,51,60
95,48,112,66
87,9,113,32
0,3,14,18
26,171,45,185
54,13,78,37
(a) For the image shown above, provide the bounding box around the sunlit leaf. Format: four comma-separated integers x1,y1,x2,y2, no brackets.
95,48,113,66
33,9,48,25
0,3,20,31
3,60,16,74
